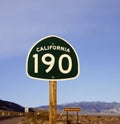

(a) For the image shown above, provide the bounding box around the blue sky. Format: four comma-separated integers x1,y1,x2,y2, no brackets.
0,0,120,107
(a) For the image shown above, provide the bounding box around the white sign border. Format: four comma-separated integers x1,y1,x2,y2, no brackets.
26,35,80,81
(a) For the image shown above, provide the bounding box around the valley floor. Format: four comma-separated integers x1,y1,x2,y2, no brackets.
1,114,120,124
57,114,120,124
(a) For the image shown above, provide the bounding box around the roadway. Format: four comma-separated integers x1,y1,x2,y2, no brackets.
0,117,23,124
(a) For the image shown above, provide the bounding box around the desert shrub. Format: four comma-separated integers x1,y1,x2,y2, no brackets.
22,110,49,124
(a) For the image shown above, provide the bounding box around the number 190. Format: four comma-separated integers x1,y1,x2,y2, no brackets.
33,53,72,74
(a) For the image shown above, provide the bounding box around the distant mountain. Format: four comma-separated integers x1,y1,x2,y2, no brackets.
39,101,120,115
0,99,25,112
1,99,120,115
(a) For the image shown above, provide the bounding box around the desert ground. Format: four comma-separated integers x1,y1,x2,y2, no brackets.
0,112,120,124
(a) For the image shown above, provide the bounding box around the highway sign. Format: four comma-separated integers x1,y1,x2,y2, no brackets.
64,108,81,112
64,107,80,123
26,35,80,80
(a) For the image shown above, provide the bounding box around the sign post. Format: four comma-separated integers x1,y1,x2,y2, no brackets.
26,35,80,124
49,81,57,124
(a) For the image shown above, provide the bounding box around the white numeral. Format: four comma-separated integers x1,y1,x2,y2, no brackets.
33,54,38,73
59,54,72,74
42,53,55,73
33,53,72,74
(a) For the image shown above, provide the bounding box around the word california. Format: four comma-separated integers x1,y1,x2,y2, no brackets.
36,45,70,53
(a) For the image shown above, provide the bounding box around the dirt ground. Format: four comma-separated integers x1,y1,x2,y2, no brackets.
61,115,120,124
0,114,120,124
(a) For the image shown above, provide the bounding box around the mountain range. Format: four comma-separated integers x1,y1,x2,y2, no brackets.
1,99,120,115
40,101,120,115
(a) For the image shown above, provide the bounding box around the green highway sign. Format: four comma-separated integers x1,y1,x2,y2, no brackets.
26,35,80,80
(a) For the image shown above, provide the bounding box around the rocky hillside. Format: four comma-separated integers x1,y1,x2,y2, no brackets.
0,99,25,112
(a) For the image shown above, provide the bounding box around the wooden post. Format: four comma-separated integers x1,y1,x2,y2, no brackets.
66,112,68,124
77,112,78,124
49,81,57,124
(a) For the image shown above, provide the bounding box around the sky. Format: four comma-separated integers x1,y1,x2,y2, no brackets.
0,0,120,107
